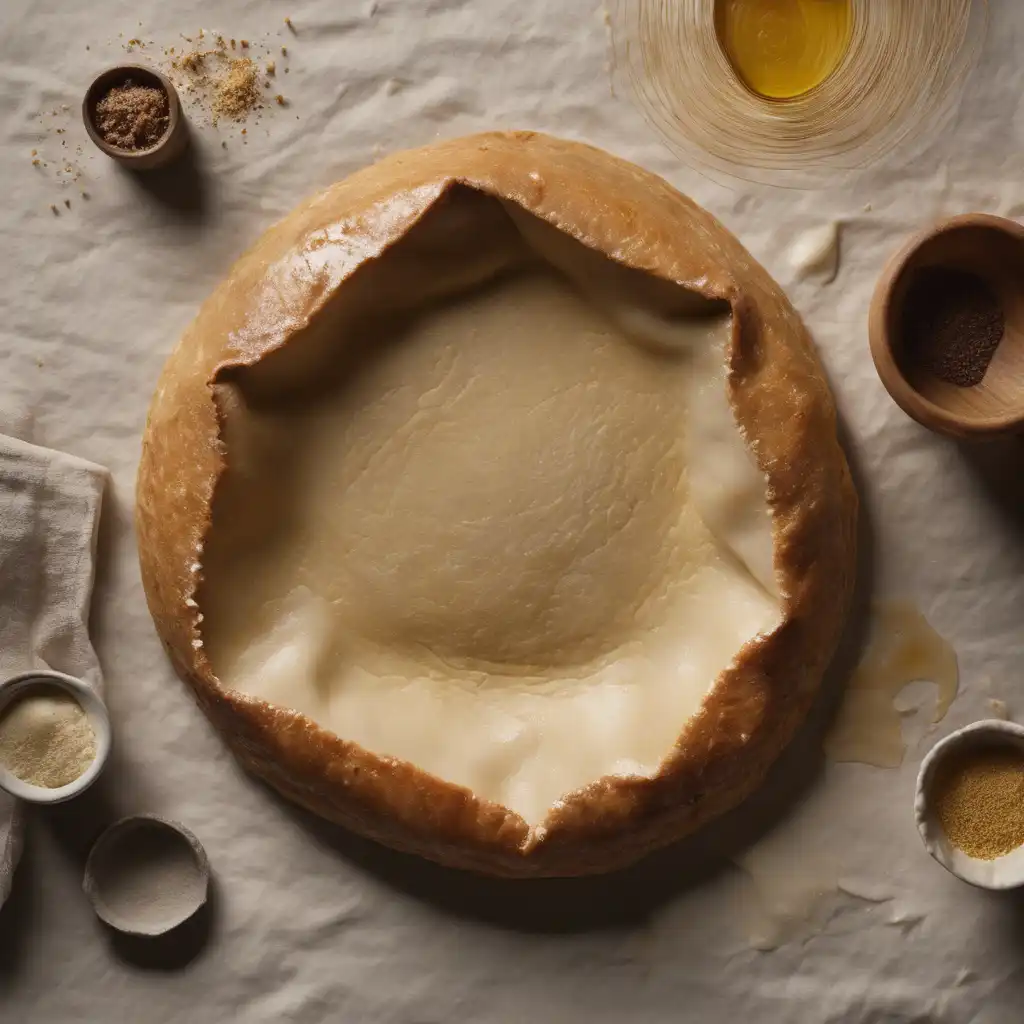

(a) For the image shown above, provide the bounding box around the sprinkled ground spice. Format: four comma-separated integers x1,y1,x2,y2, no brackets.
95,80,170,150
933,744,1024,859
902,267,1005,388
212,57,262,121
176,50,209,73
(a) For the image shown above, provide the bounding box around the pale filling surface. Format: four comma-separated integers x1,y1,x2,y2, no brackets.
202,200,781,825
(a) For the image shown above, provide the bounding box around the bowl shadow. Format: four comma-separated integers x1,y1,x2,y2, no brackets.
121,127,211,225
0,824,36,981
260,403,876,934
106,878,217,971
956,435,1024,534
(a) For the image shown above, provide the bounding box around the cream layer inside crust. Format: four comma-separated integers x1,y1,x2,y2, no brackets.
201,193,781,826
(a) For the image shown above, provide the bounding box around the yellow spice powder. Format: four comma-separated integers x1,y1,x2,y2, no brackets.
933,745,1024,860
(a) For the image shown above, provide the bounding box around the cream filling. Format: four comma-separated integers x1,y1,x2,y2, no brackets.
202,203,780,826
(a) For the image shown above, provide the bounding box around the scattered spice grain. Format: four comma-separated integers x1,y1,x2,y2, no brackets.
902,267,1005,388
177,50,207,73
933,744,1024,860
94,80,170,150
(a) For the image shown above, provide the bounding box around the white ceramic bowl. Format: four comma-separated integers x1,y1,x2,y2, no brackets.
0,671,111,804
916,719,1024,890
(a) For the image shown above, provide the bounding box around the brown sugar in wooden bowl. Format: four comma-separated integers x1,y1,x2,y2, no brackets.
82,64,188,171
869,213,1024,439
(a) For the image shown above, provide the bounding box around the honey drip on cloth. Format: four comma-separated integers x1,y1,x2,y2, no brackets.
933,745,1024,861
825,601,958,769
715,0,852,100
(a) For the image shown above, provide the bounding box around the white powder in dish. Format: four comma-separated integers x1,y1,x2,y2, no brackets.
0,687,96,788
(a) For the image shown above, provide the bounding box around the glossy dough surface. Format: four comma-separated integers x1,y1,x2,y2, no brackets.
137,132,856,876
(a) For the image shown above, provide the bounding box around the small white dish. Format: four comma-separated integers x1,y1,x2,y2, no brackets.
916,719,1024,890
0,670,111,804
84,815,210,936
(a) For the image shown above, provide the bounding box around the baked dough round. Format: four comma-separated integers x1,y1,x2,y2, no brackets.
137,132,856,876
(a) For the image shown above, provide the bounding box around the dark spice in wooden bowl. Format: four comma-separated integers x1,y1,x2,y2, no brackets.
902,267,1005,388
94,80,170,151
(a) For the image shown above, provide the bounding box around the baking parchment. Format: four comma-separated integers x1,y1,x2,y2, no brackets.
1,0,1023,1021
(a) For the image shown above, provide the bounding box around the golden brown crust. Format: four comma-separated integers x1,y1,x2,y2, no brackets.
136,131,856,876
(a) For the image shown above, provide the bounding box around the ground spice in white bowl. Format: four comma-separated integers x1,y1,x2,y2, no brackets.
917,720,1024,890
932,744,1024,860
0,686,96,788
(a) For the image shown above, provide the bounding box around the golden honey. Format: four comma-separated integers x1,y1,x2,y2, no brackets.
824,600,959,769
715,0,853,101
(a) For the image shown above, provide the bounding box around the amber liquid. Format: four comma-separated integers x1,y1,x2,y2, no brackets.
825,600,959,768
715,0,853,101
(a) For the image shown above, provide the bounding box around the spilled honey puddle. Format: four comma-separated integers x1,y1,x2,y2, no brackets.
732,600,956,949
825,600,959,768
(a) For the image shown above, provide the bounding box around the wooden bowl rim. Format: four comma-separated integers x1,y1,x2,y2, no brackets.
868,212,1024,439
81,63,181,162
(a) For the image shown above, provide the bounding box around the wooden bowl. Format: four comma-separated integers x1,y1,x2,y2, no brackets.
869,213,1024,439
82,64,188,171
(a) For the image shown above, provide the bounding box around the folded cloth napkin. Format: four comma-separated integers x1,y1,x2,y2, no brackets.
0,434,107,910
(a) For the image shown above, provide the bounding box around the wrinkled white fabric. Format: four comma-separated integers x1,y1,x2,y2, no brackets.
0,435,106,909
1,0,1024,1021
